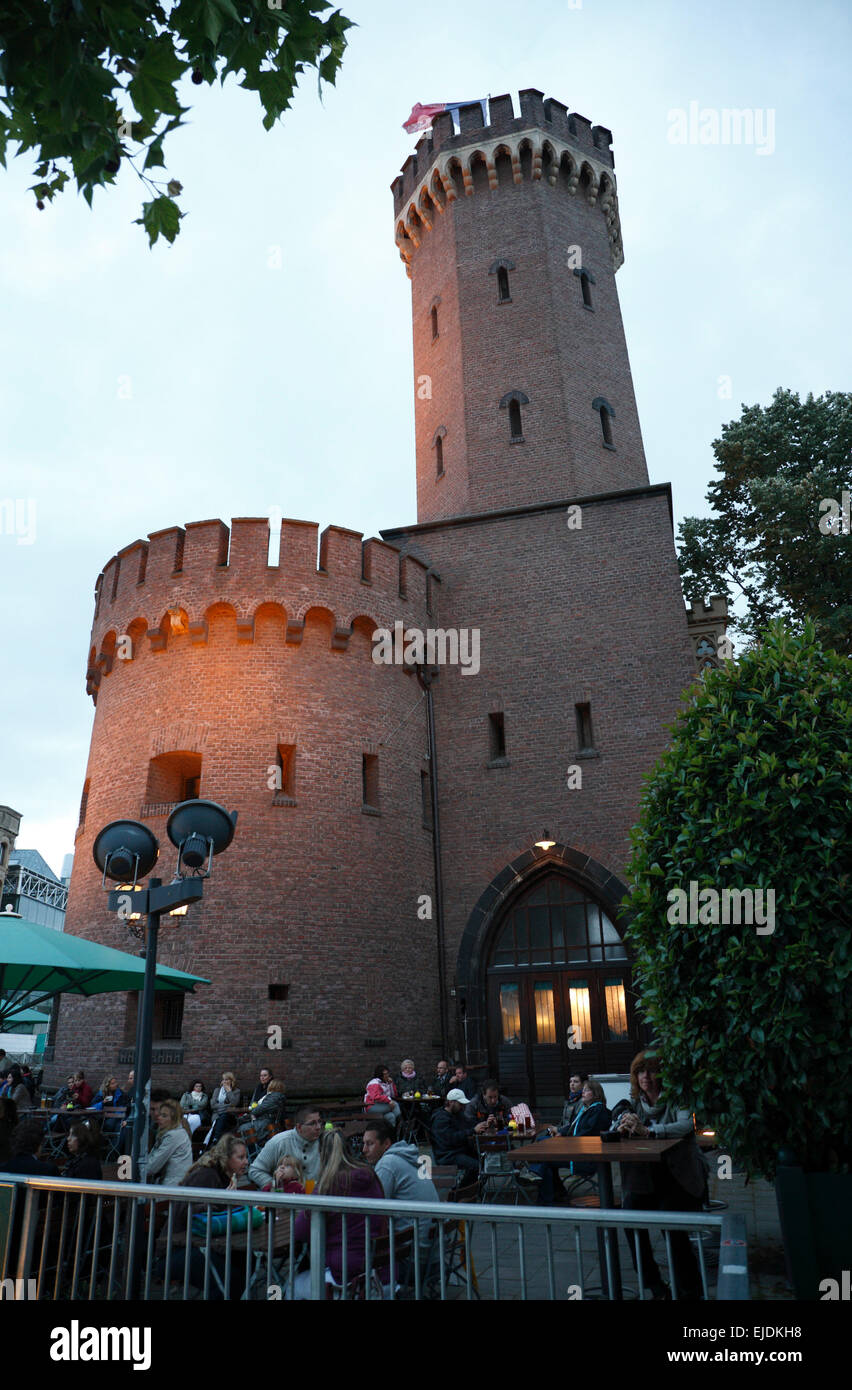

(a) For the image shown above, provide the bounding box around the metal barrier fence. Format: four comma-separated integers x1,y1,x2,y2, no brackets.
0,1173,749,1301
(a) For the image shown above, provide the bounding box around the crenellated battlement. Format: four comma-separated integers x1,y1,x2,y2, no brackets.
86,518,440,701
391,90,622,275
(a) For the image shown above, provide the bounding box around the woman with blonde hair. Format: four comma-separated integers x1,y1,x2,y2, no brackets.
206,1070,240,1147
291,1129,385,1296
146,1098,193,1185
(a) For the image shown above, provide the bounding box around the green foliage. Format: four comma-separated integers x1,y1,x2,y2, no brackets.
0,0,353,244
678,389,852,655
624,621,852,1179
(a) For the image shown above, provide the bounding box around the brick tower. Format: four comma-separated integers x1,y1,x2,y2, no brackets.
52,91,699,1109
393,88,645,523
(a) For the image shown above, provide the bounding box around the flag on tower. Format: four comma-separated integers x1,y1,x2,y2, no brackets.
403,99,488,135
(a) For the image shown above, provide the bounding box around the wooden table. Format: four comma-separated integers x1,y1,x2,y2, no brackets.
508,1135,683,1300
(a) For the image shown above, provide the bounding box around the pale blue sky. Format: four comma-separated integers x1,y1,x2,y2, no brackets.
1,0,850,876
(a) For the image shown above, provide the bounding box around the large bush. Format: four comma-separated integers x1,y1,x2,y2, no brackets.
624,621,851,1179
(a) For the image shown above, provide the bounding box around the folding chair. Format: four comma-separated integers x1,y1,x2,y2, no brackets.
423,1180,480,1300
476,1134,536,1205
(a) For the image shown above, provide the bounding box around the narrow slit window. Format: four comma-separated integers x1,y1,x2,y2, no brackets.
435,434,444,476
268,983,289,1001
275,743,296,798
497,266,511,302
600,406,613,446
362,753,379,809
575,702,594,751
581,274,593,309
509,399,523,440
430,305,439,338
489,711,506,760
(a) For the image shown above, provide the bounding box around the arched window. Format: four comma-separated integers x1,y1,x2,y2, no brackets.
592,397,615,448
433,425,447,477
489,257,515,304
574,266,596,310
500,390,529,443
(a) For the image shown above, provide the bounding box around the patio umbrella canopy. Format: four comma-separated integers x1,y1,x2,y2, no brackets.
0,914,209,1028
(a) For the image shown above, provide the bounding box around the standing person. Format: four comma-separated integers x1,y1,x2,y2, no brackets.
65,1120,103,1180
431,1089,489,1176
362,1118,439,1243
250,1067,274,1106
146,1099,193,1185
291,1130,386,1296
249,1105,323,1189
364,1065,401,1125
615,1050,707,1301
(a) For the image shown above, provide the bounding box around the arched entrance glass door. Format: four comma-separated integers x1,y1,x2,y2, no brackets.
486,873,639,1109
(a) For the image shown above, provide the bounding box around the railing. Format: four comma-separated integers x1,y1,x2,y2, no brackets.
0,1174,749,1301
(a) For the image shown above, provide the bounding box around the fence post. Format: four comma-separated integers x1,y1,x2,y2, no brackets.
309,1207,326,1300
14,1185,39,1289
716,1212,749,1300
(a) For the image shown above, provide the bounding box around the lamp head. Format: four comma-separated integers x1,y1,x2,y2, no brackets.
166,799,237,876
92,820,159,886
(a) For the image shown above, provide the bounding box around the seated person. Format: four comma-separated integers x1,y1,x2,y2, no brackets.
430,1089,489,1176
363,1065,401,1125
559,1072,589,1129
157,1135,251,1300
65,1120,103,1179
205,1071,241,1147
464,1080,513,1130
179,1080,211,1134
69,1071,94,1110
92,1075,126,1113
362,1118,439,1245
146,1099,193,1185
395,1059,422,1098
449,1064,476,1101
237,1079,286,1139
272,1154,305,1193
431,1060,452,1098
532,1079,611,1204
290,1131,386,1298
249,1067,274,1106
248,1105,323,1189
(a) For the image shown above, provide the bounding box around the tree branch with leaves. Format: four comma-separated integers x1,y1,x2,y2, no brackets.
0,0,353,244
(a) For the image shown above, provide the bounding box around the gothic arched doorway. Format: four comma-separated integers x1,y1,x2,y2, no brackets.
487,873,638,1107
456,848,642,1111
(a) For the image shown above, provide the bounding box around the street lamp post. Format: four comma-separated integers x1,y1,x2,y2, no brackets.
93,800,236,1183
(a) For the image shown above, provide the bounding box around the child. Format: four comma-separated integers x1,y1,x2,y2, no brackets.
273,1155,305,1193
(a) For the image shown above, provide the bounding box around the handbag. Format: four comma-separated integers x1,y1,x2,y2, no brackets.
191,1205,266,1238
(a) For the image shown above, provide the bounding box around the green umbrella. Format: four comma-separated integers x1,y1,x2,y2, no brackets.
0,1004,50,1027
0,914,209,1028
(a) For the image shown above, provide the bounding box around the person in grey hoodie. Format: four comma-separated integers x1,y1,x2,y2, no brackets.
362,1118,439,1241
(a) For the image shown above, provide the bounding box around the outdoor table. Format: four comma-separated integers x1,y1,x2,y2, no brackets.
508,1135,684,1300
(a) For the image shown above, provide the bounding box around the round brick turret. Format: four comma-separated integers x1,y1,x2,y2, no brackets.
55,517,442,1094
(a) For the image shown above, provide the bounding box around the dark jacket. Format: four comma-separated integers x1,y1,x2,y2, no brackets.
432,1072,452,1098
464,1092,513,1128
182,1162,230,1191
395,1073,422,1098
294,1165,385,1283
3,1153,59,1176
65,1152,103,1180
558,1101,612,1177
450,1074,476,1101
92,1087,126,1112
431,1105,476,1164
250,1082,270,1105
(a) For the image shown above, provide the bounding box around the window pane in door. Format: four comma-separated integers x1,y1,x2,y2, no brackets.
500,984,523,1044
533,983,556,1043
567,980,591,1048
529,906,550,963
604,977,629,1039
